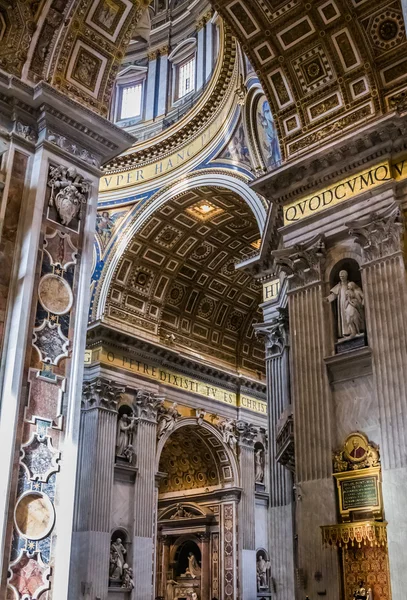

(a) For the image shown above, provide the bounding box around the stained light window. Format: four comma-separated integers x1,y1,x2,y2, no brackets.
120,83,143,120
178,57,196,99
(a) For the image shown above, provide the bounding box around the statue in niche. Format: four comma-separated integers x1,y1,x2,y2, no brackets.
109,538,127,581
121,565,134,589
116,413,136,462
157,402,180,439
255,447,265,483
327,270,365,340
187,552,201,578
256,553,271,591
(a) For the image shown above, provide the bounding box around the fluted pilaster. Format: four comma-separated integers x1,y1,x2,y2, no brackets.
274,238,339,599
348,205,407,598
236,422,257,599
132,391,162,600
70,378,122,600
257,309,295,600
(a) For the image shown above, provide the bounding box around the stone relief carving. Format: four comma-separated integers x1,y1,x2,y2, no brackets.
169,503,194,519
218,418,237,451
15,121,37,142
327,270,365,340
347,206,403,264
32,320,69,365
47,131,99,166
116,413,137,464
157,402,181,439
48,165,91,226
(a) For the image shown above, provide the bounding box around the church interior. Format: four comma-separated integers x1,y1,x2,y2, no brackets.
0,1,407,599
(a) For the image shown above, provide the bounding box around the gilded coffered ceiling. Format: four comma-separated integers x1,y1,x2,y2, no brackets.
1,0,407,156
159,425,233,494
104,187,265,377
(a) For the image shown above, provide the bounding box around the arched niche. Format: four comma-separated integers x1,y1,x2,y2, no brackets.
156,418,240,489
327,257,366,350
173,537,202,578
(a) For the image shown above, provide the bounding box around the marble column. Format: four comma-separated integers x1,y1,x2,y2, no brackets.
255,307,295,600
69,378,123,600
205,21,214,83
132,390,163,600
236,421,257,599
0,78,133,599
348,204,407,598
145,51,158,121
274,239,340,599
157,47,169,117
196,21,206,91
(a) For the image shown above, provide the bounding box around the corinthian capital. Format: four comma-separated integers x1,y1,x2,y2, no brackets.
272,235,326,290
347,204,403,264
236,420,258,448
254,308,289,357
82,378,124,411
133,389,165,422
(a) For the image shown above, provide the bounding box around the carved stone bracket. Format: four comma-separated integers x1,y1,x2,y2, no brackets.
82,378,124,411
272,235,326,291
254,308,289,357
347,204,403,265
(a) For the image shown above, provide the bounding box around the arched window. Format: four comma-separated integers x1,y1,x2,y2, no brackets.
169,39,197,103
113,65,148,123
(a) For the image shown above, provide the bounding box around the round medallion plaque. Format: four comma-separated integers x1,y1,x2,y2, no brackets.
15,492,55,540
38,274,73,315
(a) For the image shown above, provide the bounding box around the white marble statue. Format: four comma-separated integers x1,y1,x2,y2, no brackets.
116,414,136,460
121,564,134,589
157,402,180,439
110,538,127,580
219,419,237,451
256,554,271,591
255,447,265,483
327,270,365,339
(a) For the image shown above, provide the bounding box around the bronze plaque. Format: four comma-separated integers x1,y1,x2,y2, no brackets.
341,476,379,511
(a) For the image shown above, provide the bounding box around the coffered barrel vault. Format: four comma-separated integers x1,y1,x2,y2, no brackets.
103,187,265,377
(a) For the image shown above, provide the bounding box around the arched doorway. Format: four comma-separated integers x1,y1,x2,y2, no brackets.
156,422,239,600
